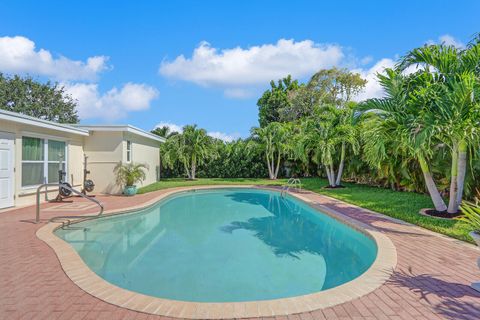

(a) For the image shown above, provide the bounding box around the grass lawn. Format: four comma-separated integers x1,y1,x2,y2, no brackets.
138,177,474,243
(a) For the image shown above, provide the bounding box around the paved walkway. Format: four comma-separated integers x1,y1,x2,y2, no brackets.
1,188,479,320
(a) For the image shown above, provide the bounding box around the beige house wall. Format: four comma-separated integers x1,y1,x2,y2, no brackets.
124,132,161,187
0,119,85,207
83,131,124,194
83,130,160,194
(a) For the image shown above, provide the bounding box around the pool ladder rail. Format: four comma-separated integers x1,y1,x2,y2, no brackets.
35,183,104,228
281,178,302,197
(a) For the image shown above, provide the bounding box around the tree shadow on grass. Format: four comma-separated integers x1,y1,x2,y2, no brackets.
387,267,480,320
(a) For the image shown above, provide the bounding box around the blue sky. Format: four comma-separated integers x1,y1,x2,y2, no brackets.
1,0,478,140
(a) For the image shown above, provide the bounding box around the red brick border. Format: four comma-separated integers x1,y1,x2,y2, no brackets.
37,186,397,319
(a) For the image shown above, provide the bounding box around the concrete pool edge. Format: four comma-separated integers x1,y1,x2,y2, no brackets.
36,185,397,319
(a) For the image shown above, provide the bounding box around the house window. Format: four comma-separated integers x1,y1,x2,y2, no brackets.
126,140,132,162
22,137,44,187
48,140,66,183
21,137,66,187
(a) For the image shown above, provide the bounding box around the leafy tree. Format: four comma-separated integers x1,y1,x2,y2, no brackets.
280,84,318,122
279,68,365,123
257,75,299,127
307,67,366,106
0,73,79,123
398,41,480,213
161,125,217,179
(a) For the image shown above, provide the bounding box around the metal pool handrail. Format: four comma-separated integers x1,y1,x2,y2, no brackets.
35,183,104,224
281,178,302,197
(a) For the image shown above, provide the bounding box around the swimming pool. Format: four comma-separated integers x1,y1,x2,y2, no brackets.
55,188,377,303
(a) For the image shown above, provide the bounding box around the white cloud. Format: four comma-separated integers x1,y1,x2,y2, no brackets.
0,36,110,81
159,39,344,95
427,34,465,48
65,82,159,120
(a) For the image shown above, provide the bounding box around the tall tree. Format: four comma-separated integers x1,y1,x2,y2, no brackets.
360,69,450,212
300,105,359,187
151,126,178,138
398,40,480,213
257,75,299,127
279,68,366,123
0,73,79,123
251,122,291,179
308,67,367,106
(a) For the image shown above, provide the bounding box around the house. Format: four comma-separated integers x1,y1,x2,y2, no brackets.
0,109,164,209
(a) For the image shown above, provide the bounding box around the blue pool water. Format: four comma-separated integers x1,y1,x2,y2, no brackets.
56,188,377,302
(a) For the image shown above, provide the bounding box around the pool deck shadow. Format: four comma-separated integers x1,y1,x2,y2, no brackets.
1,185,480,319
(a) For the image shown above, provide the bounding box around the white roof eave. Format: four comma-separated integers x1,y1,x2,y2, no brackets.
72,124,165,143
0,109,90,136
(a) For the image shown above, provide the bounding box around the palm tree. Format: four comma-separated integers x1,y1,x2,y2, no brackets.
360,69,449,212
300,105,359,187
398,40,480,213
151,126,178,139
335,102,360,185
161,124,216,179
251,122,290,179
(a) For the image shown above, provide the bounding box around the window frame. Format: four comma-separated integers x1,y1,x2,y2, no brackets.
126,140,132,162
21,134,69,189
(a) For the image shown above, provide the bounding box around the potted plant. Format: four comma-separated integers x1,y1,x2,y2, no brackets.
457,202,480,247
114,162,148,196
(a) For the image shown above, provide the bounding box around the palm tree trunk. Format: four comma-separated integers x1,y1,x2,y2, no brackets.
274,152,281,179
325,166,333,186
184,161,191,179
456,140,467,209
271,153,275,179
448,144,459,214
335,142,346,186
418,154,447,212
191,160,196,180
190,154,197,179
266,153,274,179
330,164,336,187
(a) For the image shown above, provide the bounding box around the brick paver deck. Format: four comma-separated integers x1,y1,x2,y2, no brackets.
1,187,479,320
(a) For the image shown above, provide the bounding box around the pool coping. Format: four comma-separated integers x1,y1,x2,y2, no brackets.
36,185,397,319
